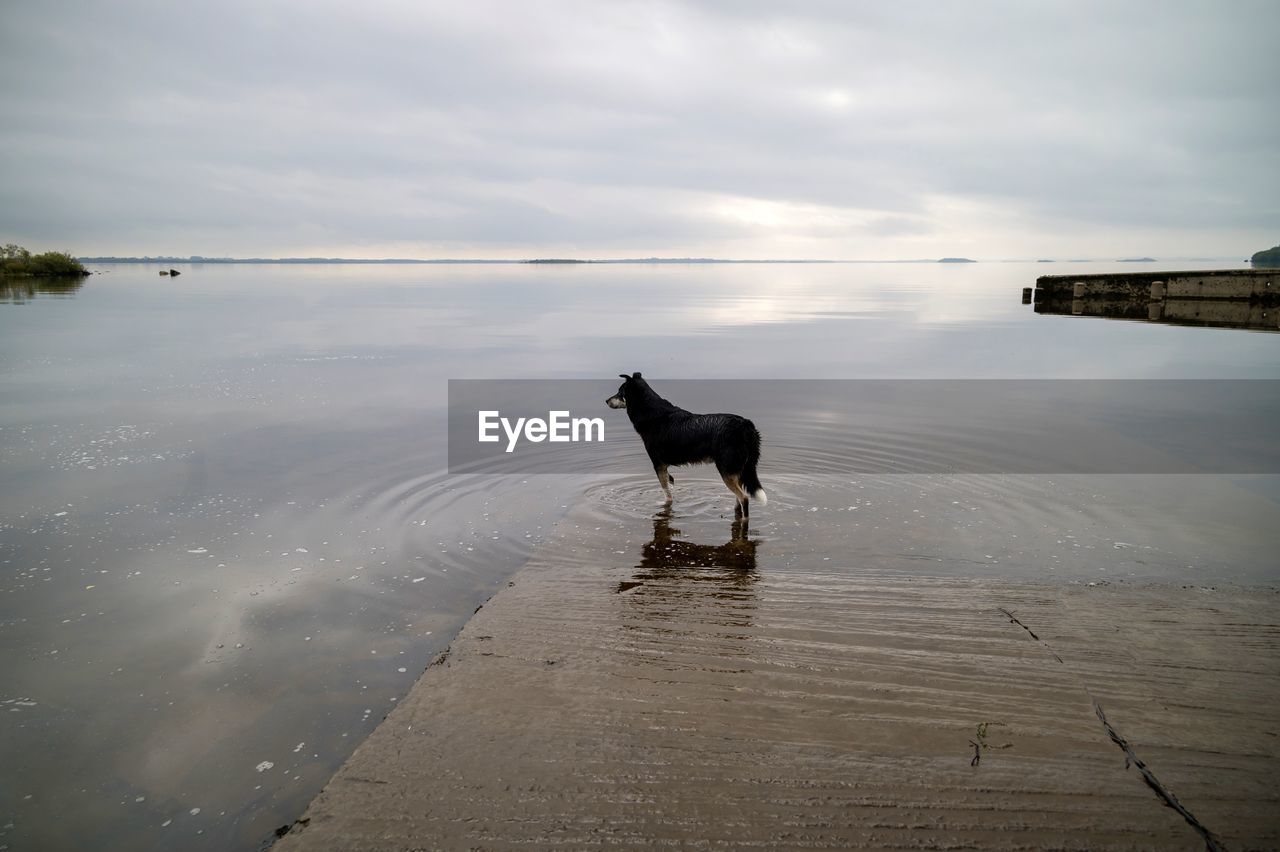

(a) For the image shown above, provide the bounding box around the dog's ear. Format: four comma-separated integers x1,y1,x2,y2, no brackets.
618,374,629,380
632,372,642,379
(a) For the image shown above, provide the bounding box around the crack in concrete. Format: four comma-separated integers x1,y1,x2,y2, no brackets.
996,606,1226,852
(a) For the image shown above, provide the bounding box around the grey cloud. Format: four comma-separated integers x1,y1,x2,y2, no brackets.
2,0,1277,257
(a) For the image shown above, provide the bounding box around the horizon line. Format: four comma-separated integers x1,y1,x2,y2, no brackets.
76,255,1247,265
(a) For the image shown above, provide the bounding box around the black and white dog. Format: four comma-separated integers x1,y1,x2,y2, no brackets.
606,372,766,518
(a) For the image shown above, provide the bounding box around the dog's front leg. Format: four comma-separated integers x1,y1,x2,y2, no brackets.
654,463,674,503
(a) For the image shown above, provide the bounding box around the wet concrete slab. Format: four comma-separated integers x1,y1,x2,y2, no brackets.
276,502,1280,851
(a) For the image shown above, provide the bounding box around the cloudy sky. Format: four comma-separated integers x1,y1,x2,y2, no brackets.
2,1,1277,259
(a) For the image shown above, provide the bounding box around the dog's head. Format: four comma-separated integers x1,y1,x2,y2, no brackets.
605,372,642,409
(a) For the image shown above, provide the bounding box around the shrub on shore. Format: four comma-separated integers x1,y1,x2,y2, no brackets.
1,243,90,278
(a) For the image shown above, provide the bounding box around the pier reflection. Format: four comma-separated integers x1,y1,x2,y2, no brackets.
1029,270,1279,332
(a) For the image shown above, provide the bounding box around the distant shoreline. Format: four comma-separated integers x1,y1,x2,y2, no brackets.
77,256,1244,265
79,257,845,265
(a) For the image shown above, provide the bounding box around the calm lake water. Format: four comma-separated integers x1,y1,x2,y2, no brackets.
2,261,1278,850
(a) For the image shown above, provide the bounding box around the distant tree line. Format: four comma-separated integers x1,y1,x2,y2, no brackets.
1,243,90,277
1251,245,1280,267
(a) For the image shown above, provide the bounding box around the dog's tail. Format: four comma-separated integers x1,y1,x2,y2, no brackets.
741,421,767,504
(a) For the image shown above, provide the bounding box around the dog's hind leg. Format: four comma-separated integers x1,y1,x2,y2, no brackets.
721,472,749,519
655,464,674,503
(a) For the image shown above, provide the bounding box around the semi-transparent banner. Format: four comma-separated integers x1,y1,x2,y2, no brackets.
447,379,1280,475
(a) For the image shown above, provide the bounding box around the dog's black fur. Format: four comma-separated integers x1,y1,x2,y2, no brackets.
606,372,766,518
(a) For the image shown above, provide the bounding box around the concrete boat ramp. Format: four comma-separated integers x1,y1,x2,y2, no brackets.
276,499,1279,851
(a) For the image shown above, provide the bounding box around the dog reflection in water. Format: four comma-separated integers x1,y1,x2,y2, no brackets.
617,507,757,605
